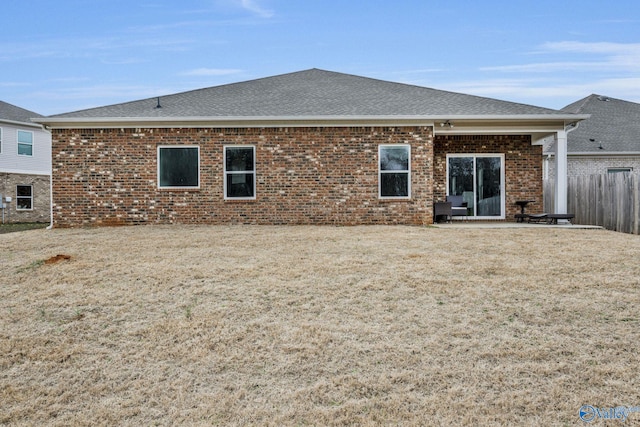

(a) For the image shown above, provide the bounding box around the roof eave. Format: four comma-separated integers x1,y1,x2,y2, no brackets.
0,118,46,129
546,151,640,156
35,114,589,129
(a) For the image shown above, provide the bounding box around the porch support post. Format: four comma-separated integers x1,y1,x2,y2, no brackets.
554,130,568,214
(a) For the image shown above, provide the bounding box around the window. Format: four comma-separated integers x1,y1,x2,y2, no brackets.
0,127,3,153
379,145,410,198
224,146,256,199
157,146,200,189
16,185,33,210
447,154,505,219
607,167,632,174
18,130,33,156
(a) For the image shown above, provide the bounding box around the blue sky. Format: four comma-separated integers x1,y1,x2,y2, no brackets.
2,0,639,116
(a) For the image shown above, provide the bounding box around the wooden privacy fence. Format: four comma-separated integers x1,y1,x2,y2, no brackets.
544,173,640,234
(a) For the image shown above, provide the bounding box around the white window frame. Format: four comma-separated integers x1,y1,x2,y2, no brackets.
16,184,33,211
378,144,411,199
0,127,3,154
157,145,200,189
224,145,256,200
17,129,33,156
446,153,506,220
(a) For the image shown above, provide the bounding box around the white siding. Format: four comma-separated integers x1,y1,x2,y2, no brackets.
0,122,51,175
545,155,640,179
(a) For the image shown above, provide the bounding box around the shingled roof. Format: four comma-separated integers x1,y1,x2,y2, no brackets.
49,68,571,120
0,100,42,124
560,94,640,153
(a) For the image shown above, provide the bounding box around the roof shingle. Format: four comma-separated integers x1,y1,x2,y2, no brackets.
50,68,568,119
0,100,42,124
561,94,640,153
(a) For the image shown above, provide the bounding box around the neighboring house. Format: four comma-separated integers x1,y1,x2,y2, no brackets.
544,94,640,179
0,101,51,223
36,69,586,227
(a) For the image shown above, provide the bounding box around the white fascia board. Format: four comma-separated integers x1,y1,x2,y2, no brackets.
434,116,588,138
423,114,589,122
36,116,435,129
0,119,45,129
546,152,640,157
34,114,589,129
434,125,570,138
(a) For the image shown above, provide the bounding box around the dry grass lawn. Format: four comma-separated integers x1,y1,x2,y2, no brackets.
2,225,640,426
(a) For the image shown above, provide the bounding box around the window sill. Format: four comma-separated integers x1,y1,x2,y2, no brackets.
157,187,200,191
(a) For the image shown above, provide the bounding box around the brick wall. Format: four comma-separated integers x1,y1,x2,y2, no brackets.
0,172,50,223
51,127,434,227
433,135,542,219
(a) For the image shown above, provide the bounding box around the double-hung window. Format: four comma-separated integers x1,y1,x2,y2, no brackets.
18,130,33,156
16,185,33,210
157,146,200,189
379,145,411,199
224,145,256,199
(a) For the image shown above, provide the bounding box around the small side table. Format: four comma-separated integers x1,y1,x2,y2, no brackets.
515,200,535,222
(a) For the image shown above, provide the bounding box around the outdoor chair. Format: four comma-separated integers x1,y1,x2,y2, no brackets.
527,213,548,223
527,213,575,224
546,213,575,224
434,201,452,223
446,195,468,220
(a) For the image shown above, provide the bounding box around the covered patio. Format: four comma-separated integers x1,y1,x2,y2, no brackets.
432,120,587,223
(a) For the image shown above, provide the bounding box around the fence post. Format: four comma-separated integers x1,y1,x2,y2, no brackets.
631,173,640,234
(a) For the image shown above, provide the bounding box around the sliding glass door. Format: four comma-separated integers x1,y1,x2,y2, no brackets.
447,154,505,219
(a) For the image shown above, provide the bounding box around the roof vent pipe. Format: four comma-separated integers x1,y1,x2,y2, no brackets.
155,97,162,109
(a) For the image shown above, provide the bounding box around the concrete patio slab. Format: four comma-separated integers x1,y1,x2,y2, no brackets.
432,221,603,229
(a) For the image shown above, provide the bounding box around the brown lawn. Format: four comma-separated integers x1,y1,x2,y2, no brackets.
1,225,640,426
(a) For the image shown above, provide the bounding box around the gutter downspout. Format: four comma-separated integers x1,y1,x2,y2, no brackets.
46,172,53,230
566,121,580,136
46,127,54,230
544,154,551,180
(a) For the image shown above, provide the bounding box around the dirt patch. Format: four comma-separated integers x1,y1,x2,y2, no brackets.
44,254,71,264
